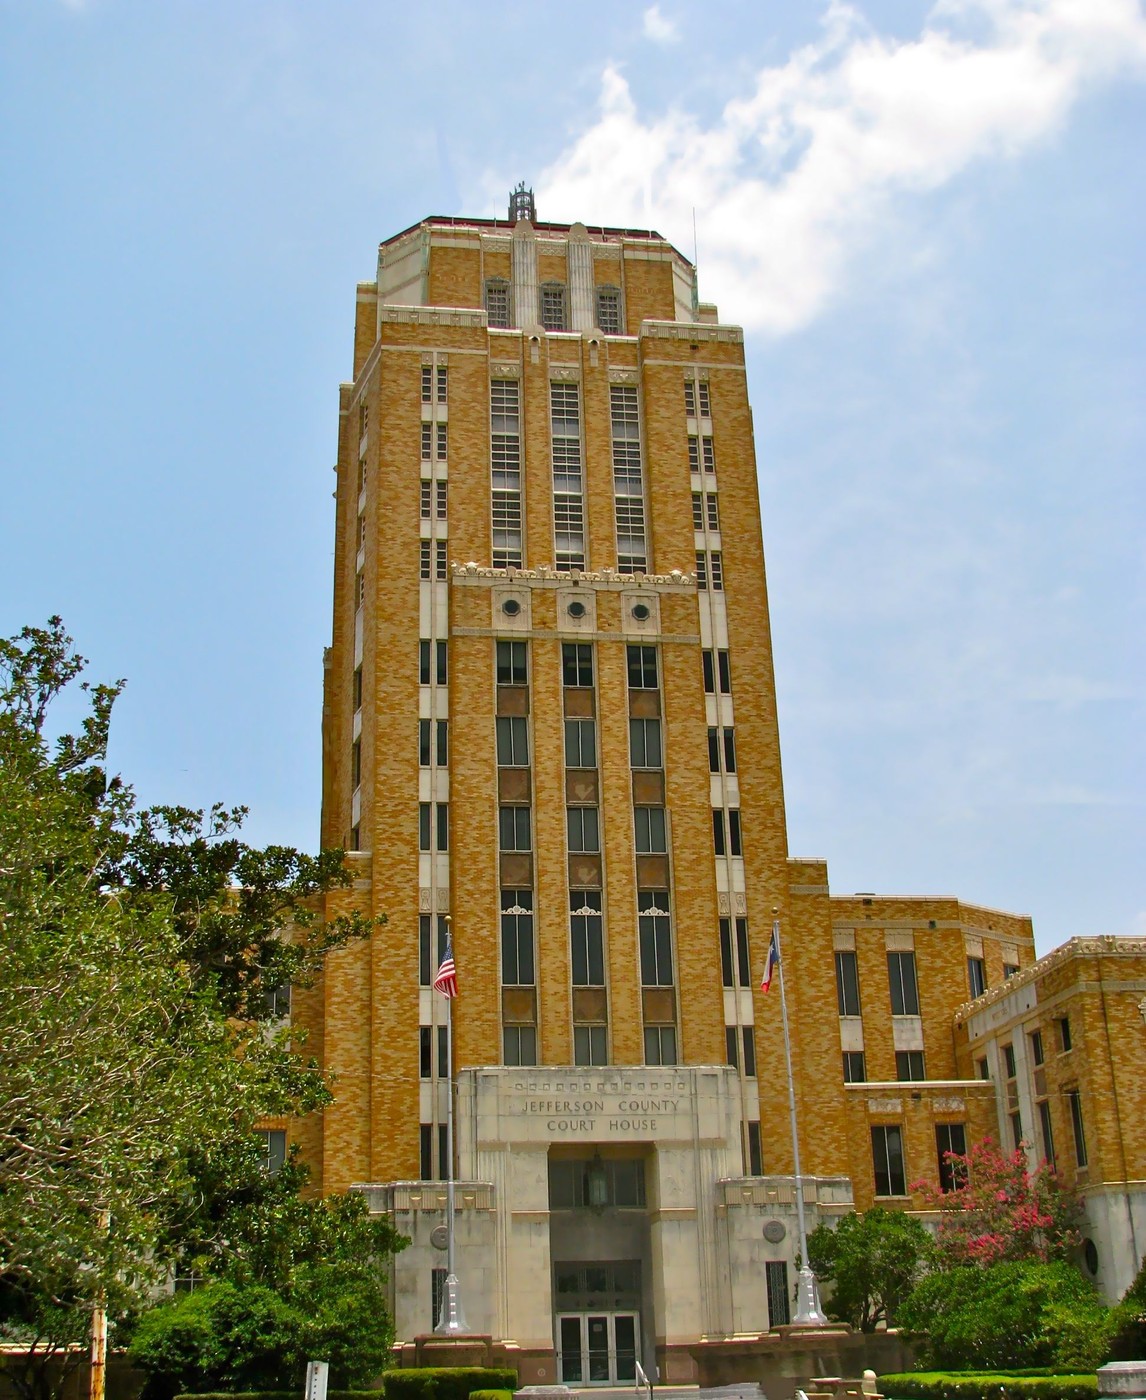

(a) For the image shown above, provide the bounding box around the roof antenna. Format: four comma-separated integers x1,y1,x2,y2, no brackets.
692,206,698,270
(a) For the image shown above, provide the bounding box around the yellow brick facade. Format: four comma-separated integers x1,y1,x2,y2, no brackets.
285,203,1143,1364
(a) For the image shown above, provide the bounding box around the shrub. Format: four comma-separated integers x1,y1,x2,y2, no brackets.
897,1261,1110,1372
381,1369,517,1400
468,1391,513,1400
878,1373,1097,1400
1107,1253,1146,1362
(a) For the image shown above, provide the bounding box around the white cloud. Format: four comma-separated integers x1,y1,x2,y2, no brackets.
642,5,680,44
537,0,1146,333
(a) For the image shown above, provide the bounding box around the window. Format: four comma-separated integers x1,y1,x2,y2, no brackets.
643,1024,677,1066
501,889,534,985
707,494,720,531
627,645,658,689
421,914,448,986
504,1023,537,1066
936,1123,968,1192
567,806,600,854
718,650,731,693
436,479,447,520
359,402,369,437
436,720,448,766
499,805,532,852
1010,1111,1023,1150
436,365,447,404
968,956,987,999
719,918,735,987
541,283,568,331
549,1158,646,1210
747,1121,763,1175
419,1025,448,1079
1038,1099,1056,1166
728,808,742,856
638,890,673,986
1003,962,1020,980
710,551,724,590
887,950,920,1016
629,717,662,769
708,727,720,772
835,950,861,1017
723,729,736,772
570,892,604,986
257,1129,287,1175
435,422,447,461
421,422,432,461
358,456,367,493
1030,1029,1045,1066
702,436,715,472
843,1051,867,1083
358,516,367,552
351,738,362,789
718,917,751,987
421,479,432,518
692,492,704,531
611,385,646,573
726,1025,739,1068
419,540,431,580
436,802,449,852
435,540,448,581
491,378,522,567
1067,1089,1087,1167
263,981,291,1019
574,1024,608,1066
715,804,742,854
734,918,751,986
349,824,360,851
1003,1042,1017,1078
485,279,510,329
419,640,431,685
436,640,448,686
978,1058,990,1080
703,650,715,693
684,380,696,416
697,381,710,416
712,810,726,857
497,639,527,686
634,806,667,854
896,1050,925,1081
688,436,700,473
765,1260,789,1326
419,718,431,767
695,551,708,590
871,1124,907,1196
741,1026,757,1077
562,642,593,688
356,569,366,607
1058,1016,1072,1053
596,286,622,334
421,365,433,402
419,1124,447,1181
550,383,582,483
496,715,529,767
565,718,596,769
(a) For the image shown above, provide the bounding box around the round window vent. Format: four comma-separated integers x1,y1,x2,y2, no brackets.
632,602,651,621
567,600,587,619
502,598,521,617
763,1220,786,1244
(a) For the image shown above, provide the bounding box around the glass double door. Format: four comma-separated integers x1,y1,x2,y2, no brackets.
558,1311,638,1385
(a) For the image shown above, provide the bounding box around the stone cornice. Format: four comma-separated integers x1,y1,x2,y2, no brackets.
953,935,1146,1026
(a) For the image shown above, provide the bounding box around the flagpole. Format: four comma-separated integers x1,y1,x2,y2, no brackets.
435,916,467,1334
772,908,827,1327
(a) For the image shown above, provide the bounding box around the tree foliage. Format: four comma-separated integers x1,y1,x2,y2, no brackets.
0,619,386,1392
912,1138,1081,1268
808,1206,933,1332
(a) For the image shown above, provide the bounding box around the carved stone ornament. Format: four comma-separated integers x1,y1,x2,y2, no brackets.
734,893,747,915
490,362,521,378
436,888,449,911
419,888,432,912
932,1097,966,1113
868,1098,903,1115
763,1220,787,1244
608,368,639,384
718,893,731,916
551,365,580,382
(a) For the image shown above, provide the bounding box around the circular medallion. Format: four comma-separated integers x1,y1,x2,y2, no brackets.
430,1224,449,1251
763,1220,786,1244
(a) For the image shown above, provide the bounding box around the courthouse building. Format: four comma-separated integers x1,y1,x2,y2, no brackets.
271,190,1146,1382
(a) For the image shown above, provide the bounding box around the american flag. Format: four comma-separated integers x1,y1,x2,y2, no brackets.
433,939,458,999
761,923,780,993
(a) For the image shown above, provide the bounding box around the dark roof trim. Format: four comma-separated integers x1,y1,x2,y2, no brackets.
379,214,693,269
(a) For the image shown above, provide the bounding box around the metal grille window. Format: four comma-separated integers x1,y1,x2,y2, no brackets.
835,950,861,1016
710,550,723,590
574,1024,608,1066
688,436,700,472
570,892,604,986
496,715,529,767
634,806,667,854
596,286,622,334
692,492,704,530
567,806,600,854
638,890,673,986
435,540,448,580
695,552,708,589
485,279,510,329
564,718,597,769
626,645,658,689
421,365,432,402
843,1051,867,1083
611,385,646,573
702,436,715,472
629,717,662,769
562,642,594,688
896,1050,925,1081
501,890,535,985
1067,1089,1087,1166
504,1024,537,1066
421,480,432,518
684,380,696,416
421,423,432,461
436,422,447,461
498,805,532,852
697,381,711,416
419,541,431,580
541,283,568,331
497,640,527,686
871,1125,907,1196
491,379,522,567
550,383,582,485
765,1261,789,1326
707,494,719,530
643,1024,677,1066
436,480,447,520
935,1123,968,1192
436,365,447,404
887,950,920,1016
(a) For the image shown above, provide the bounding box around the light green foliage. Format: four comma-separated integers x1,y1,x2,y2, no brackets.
878,1372,1098,1400
807,1206,934,1331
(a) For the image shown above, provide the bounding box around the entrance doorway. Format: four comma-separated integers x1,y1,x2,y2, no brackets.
557,1312,639,1384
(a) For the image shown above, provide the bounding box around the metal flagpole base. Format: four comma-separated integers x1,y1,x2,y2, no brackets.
791,1266,829,1327
434,1272,469,1334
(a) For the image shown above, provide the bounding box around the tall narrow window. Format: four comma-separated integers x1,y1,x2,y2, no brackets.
968,956,987,998
740,1027,757,1077
435,479,448,520
728,808,742,856
496,716,529,767
498,806,532,852
710,550,724,591
566,807,600,854
351,738,362,789
843,1051,867,1083
1067,1089,1087,1167
697,381,711,416
717,650,732,694
485,279,510,329
570,892,604,986
421,365,432,403
419,541,431,580
723,728,736,772
562,642,593,687
418,803,431,852
1038,1099,1056,1166
765,1261,789,1326
421,423,432,461
629,718,662,770
706,494,720,531
634,806,667,854
712,810,726,856
501,890,534,985
610,385,646,573
435,422,447,461
491,380,522,568
638,891,673,986
692,492,705,531
435,802,449,852
551,383,584,571
596,286,622,334
935,1123,967,1192
684,379,696,416
435,720,448,766
419,718,431,767
702,436,715,472
419,640,431,685
871,1125,907,1196
695,552,708,590
887,950,920,1016
735,918,751,986
708,727,720,772
541,283,568,331
626,645,658,689
835,950,861,1016
746,1121,763,1175
565,718,596,768
436,365,447,404
497,639,527,686
421,480,432,518
719,919,734,987
703,650,715,694
435,540,448,581
435,640,448,686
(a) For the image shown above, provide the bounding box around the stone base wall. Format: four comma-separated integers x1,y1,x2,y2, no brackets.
692,1328,916,1400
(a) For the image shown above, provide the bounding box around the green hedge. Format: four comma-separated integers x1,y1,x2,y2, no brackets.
879,1373,1097,1400
382,1369,518,1400
175,1393,379,1400
468,1391,513,1400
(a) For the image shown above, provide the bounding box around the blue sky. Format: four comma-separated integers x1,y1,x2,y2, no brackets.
1,0,1142,954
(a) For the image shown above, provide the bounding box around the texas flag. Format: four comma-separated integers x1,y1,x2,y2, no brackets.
761,924,780,993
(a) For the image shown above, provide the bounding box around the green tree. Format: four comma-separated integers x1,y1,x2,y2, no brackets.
0,620,384,1395
808,1207,933,1332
